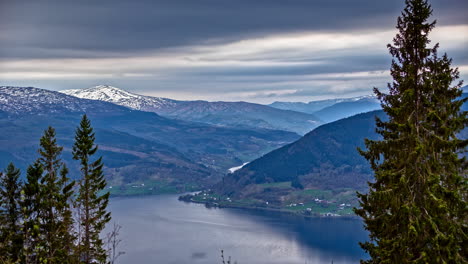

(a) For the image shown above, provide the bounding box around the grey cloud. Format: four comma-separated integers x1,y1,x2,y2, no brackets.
180,56,391,77
0,0,466,103
0,0,466,59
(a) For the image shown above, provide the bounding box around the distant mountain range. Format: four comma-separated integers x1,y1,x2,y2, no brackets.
270,96,381,123
0,86,299,192
270,86,468,123
270,98,353,114
62,85,321,135
312,97,381,122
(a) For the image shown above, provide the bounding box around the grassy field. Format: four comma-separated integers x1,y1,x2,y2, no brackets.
257,181,292,188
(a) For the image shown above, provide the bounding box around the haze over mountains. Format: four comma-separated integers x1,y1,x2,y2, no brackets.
270,96,381,123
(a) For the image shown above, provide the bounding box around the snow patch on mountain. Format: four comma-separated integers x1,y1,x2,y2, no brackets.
0,86,122,114
61,85,177,111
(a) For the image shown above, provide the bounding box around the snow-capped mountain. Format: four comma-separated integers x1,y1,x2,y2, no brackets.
60,85,322,135
61,85,177,111
0,86,127,115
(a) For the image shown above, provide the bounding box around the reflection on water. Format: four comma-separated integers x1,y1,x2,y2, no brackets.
108,195,368,264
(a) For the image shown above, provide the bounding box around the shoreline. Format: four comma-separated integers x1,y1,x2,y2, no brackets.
109,191,360,220
179,194,360,220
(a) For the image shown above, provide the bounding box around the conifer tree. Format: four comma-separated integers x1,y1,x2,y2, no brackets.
0,163,23,262
21,162,44,264
355,0,467,263
73,115,111,264
37,126,75,263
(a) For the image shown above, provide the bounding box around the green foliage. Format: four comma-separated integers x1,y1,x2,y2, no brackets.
36,126,76,263
21,162,44,263
73,115,111,264
257,181,292,188
291,176,304,189
0,164,23,262
0,117,116,264
355,0,467,263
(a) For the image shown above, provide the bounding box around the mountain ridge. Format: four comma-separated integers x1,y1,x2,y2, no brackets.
269,95,377,114
61,85,321,135
62,85,177,111
217,110,386,198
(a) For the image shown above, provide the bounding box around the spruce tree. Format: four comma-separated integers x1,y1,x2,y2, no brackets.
73,115,111,264
0,163,23,262
37,126,75,263
355,0,467,263
21,162,44,264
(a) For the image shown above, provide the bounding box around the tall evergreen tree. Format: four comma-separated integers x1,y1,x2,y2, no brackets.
21,162,44,264
355,0,467,263
37,126,75,263
0,163,23,262
73,115,111,264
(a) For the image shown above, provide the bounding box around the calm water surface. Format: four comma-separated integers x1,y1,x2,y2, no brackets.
108,195,368,264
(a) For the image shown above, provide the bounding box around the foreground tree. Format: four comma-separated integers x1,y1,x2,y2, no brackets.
21,162,44,264
37,127,76,263
355,0,467,263
0,163,23,262
73,115,111,264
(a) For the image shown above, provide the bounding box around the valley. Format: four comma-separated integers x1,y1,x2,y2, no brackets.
0,86,299,195
2,1,466,263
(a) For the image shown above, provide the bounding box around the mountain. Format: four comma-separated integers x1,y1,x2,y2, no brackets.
0,86,215,191
269,95,378,115
0,86,300,193
0,86,126,114
61,85,321,135
312,96,381,122
272,89,468,124
62,85,177,111
461,92,468,111
269,99,345,114
158,100,321,135
215,92,468,205
270,96,381,123
217,110,386,198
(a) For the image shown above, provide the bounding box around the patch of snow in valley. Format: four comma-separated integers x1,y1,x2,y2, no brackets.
228,162,249,173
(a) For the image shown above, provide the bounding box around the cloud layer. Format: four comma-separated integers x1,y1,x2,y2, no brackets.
0,0,467,102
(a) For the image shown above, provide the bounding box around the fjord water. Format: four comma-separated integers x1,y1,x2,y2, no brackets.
108,195,368,264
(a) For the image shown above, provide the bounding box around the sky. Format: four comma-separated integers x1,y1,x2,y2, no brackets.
0,0,467,103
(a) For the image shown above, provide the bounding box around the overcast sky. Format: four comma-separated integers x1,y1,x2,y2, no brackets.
0,0,467,103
